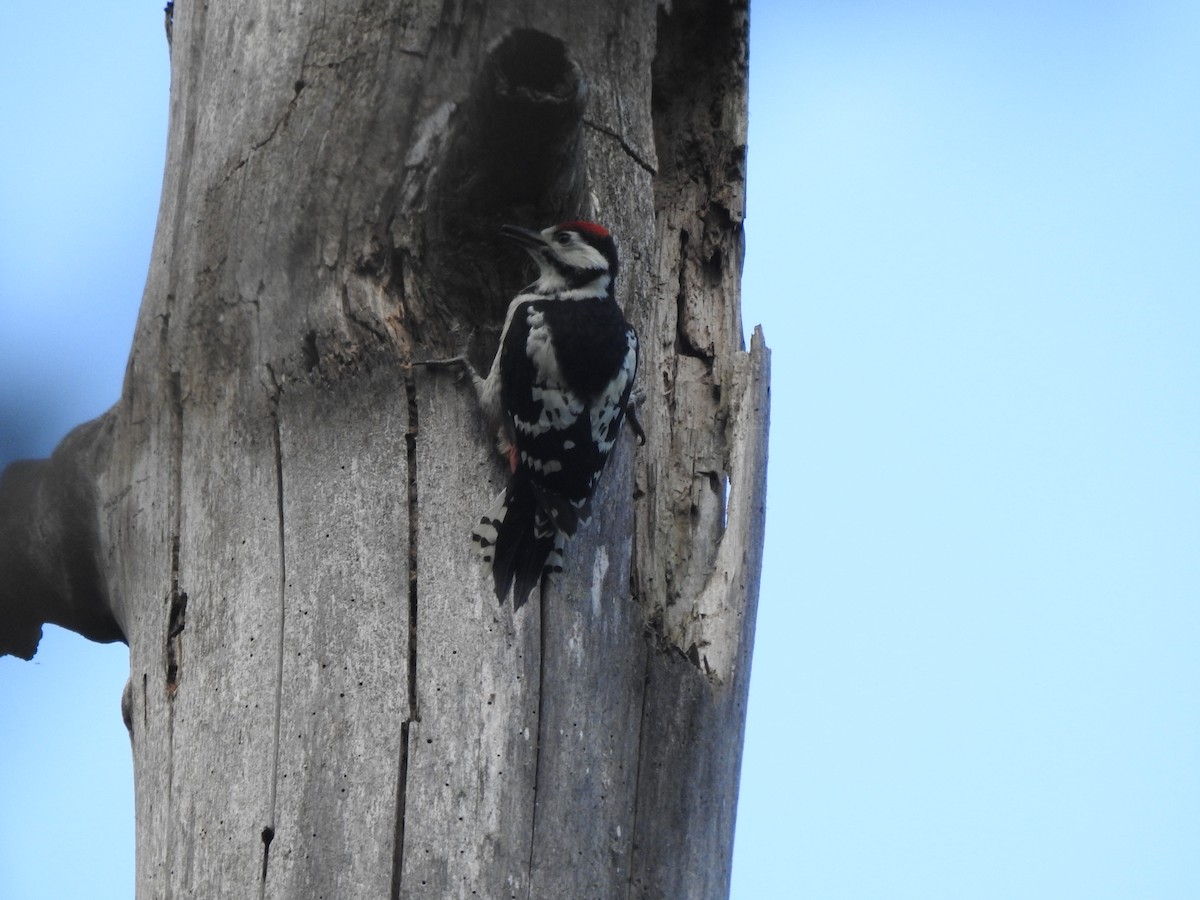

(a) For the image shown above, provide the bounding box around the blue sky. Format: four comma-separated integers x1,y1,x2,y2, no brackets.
2,3,1199,898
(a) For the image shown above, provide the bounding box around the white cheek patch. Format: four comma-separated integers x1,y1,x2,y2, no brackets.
558,243,607,271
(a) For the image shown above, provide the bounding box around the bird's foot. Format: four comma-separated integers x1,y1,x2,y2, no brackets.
412,331,478,382
626,386,647,445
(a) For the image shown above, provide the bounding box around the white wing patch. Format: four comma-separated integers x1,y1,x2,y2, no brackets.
524,307,561,385
589,330,638,455
514,384,585,437
520,452,563,475
514,305,589,440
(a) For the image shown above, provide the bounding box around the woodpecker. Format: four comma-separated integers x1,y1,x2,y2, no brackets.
426,221,641,608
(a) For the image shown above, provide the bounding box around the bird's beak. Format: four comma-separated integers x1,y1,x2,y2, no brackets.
500,224,545,248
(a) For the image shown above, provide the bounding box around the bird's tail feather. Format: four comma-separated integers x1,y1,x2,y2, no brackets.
471,472,563,609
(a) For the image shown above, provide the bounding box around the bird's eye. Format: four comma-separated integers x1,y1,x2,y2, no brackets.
553,231,573,245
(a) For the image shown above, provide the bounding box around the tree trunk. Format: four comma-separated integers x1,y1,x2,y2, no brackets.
0,0,767,897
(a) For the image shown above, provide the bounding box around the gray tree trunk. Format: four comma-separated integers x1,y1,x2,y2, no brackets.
0,0,767,897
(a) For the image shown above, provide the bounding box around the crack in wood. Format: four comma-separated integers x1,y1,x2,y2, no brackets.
260,404,289,895
582,117,657,176
622,643,654,900
671,229,713,363
389,720,411,900
391,370,421,896
404,374,419,721
164,592,188,690
218,76,307,188
524,586,549,897
164,535,187,694
165,369,186,696
162,363,185,897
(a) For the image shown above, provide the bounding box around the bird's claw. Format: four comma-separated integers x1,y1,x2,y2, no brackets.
412,330,478,382
626,391,647,445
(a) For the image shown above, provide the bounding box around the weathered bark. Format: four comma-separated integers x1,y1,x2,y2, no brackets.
0,0,766,897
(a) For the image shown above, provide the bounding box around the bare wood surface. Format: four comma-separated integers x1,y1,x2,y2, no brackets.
267,369,412,898
401,372,541,898
527,439,647,898
631,327,769,898
162,385,284,896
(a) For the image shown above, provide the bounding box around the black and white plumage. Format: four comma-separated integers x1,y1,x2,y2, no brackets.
461,221,639,607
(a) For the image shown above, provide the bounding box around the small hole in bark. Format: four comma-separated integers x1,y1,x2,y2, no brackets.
260,826,275,882
302,330,319,372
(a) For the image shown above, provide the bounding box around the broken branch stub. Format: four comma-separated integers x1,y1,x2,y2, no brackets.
0,415,123,659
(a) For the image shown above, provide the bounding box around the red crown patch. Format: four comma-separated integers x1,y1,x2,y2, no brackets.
557,220,610,238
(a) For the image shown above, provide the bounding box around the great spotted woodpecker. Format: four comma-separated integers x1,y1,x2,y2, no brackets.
425,222,641,608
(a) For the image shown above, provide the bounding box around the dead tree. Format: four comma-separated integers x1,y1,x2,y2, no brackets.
0,0,768,896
